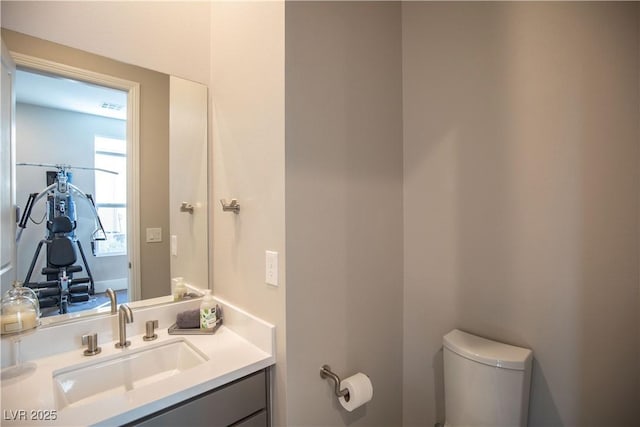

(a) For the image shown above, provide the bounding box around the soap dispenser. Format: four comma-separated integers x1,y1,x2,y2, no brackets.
200,290,216,330
1,281,40,335
173,277,187,301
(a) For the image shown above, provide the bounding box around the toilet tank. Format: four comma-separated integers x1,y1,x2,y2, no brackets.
443,329,533,427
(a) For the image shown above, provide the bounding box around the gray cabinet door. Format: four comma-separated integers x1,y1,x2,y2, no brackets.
133,370,267,427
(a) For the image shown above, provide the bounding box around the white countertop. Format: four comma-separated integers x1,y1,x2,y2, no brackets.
0,297,275,426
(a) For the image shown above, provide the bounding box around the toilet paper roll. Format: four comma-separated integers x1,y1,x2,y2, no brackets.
338,373,373,412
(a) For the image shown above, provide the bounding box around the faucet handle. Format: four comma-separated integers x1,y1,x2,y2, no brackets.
143,320,159,341
82,333,102,356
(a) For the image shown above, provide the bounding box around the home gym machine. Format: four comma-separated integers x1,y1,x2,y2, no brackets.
17,163,110,314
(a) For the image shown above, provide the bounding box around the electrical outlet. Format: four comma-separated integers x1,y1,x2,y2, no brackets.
266,250,278,286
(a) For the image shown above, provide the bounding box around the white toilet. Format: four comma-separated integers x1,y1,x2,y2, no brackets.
443,329,533,427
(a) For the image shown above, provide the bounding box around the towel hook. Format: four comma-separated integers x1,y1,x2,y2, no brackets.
220,198,240,214
320,365,350,399
180,202,194,214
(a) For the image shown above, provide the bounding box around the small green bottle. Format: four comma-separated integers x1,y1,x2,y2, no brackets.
200,290,216,329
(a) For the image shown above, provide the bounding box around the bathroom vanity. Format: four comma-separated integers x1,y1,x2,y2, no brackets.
0,297,275,426
131,369,269,426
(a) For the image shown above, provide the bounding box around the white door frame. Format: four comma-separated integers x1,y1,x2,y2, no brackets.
1,42,17,294
10,52,141,302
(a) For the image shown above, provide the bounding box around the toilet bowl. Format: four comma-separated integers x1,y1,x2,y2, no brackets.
443,329,533,427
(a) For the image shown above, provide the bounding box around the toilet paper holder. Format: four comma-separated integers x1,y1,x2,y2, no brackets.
320,365,350,400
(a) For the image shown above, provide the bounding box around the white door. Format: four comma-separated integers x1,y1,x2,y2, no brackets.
0,41,17,294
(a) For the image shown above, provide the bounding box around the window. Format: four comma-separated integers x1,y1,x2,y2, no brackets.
93,136,127,256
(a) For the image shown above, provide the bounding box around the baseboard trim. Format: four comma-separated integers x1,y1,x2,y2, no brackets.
94,278,128,293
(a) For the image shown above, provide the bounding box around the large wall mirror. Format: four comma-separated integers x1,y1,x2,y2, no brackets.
0,28,209,323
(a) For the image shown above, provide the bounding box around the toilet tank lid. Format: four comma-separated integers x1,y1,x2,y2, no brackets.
443,329,533,371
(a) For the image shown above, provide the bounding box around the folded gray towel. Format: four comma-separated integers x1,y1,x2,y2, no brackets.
176,309,200,329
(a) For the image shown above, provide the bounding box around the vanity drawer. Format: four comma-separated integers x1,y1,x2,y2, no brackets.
131,369,268,427
231,409,267,427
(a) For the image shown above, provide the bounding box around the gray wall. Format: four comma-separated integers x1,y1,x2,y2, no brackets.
285,2,403,425
402,2,639,426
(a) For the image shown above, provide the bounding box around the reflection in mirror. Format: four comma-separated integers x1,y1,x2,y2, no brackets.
1,29,209,324
15,69,131,317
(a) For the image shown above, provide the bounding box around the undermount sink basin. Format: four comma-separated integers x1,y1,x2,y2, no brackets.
52,338,208,409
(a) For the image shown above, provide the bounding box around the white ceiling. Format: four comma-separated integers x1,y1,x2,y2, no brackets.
15,69,127,121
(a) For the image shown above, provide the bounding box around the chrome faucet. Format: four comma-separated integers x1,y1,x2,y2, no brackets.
105,288,117,314
115,304,133,348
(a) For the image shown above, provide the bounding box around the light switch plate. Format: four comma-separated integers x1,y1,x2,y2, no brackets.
171,235,178,256
146,227,162,243
266,250,278,286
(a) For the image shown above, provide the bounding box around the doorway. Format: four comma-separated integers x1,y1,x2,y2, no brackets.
14,66,134,316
